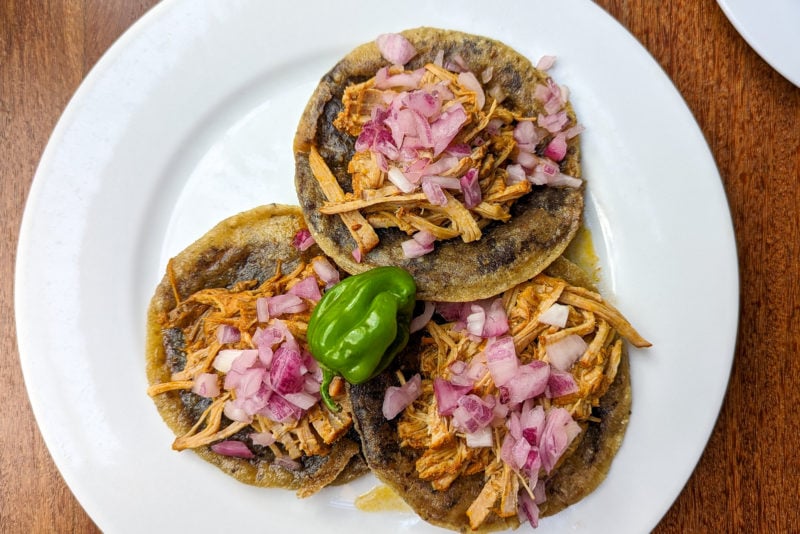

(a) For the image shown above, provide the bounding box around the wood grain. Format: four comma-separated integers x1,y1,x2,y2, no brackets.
2,1,798,532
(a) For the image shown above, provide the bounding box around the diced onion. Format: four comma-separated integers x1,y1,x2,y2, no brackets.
487,84,506,104
256,297,270,322
291,229,315,251
506,163,527,184
387,167,416,193
452,53,469,71
538,303,569,328
564,122,585,139
485,336,519,387
223,400,251,423
445,143,471,158
482,299,509,337
401,237,434,258
451,394,494,433
424,175,462,190
410,300,435,333
536,55,556,71
268,294,307,317
543,133,568,162
382,373,422,420
420,154,459,177
274,456,301,471
547,368,579,398
518,489,540,528
520,402,546,445
457,71,485,110
312,257,340,287
422,180,447,206
264,393,303,423
547,173,583,188
533,479,547,504
376,33,417,65
212,349,243,373
449,360,468,376
257,345,273,368
433,377,472,416
216,324,240,344
538,111,569,133
288,276,322,302
481,66,494,83
516,150,538,169
460,168,481,209
465,426,493,448
546,334,587,371
511,434,532,470
465,304,486,337
249,431,276,447
405,89,440,118
539,407,582,473
282,391,319,410
466,359,488,383
513,120,538,145
269,347,306,395
210,440,254,459
191,373,220,398
430,104,467,156
375,68,425,91
412,230,436,246
502,361,549,405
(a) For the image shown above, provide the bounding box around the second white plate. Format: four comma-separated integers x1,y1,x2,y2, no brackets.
718,0,800,86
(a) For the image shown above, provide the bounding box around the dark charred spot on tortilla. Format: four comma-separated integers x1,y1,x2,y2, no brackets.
498,64,524,100
163,328,186,372
177,246,249,296
476,237,517,274
318,97,353,181
179,390,212,422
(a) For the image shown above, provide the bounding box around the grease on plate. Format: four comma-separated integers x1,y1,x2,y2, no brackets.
564,225,600,284
355,484,412,513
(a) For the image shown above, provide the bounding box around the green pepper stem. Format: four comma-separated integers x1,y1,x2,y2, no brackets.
320,367,340,412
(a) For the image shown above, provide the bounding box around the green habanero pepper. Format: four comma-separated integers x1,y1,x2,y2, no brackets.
307,266,416,411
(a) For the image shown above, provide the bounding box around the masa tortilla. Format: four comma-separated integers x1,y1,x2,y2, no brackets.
146,204,367,495
294,27,584,302
348,258,632,532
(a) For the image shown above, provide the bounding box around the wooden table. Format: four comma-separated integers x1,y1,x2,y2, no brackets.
2,1,798,532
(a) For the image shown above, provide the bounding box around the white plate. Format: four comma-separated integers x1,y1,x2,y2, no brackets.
16,0,738,532
717,0,800,86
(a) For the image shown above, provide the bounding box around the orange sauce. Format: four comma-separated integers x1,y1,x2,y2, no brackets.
354,484,412,513
563,224,600,284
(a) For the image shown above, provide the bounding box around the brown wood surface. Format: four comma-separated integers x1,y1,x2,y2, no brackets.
1,1,798,532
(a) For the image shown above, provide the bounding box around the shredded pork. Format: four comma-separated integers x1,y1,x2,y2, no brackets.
147,258,353,466
309,60,576,255
397,273,650,529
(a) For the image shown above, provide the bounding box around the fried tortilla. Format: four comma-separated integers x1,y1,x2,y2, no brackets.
294,27,583,302
146,204,367,497
349,257,645,531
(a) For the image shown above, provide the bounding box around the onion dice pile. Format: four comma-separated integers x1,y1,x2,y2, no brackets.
202,273,329,455
355,34,584,259
383,298,588,527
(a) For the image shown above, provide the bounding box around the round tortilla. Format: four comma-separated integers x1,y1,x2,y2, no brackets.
348,258,631,532
294,27,583,302
146,204,367,495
